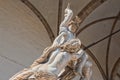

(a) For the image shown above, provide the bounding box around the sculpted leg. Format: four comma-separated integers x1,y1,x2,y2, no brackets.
10,69,29,80
10,70,33,80
77,53,88,76
82,61,92,80
30,47,50,67
10,65,41,80
30,45,59,68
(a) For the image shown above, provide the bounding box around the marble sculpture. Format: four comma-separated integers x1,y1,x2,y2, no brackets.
10,3,92,80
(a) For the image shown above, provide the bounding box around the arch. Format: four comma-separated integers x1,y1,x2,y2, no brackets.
76,0,107,26
21,0,55,42
76,16,117,36
106,12,120,79
57,0,63,35
110,58,120,80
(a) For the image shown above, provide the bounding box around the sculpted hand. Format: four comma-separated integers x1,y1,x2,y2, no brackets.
64,3,73,18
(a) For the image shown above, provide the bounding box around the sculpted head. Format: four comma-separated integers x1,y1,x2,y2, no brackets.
68,20,78,33
68,16,81,33
62,38,81,53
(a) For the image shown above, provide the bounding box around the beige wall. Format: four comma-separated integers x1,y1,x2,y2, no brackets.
0,0,51,79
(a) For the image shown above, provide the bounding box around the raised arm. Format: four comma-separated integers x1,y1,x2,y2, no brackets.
60,3,73,28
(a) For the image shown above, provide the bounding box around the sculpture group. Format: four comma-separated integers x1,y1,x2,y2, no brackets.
10,4,92,80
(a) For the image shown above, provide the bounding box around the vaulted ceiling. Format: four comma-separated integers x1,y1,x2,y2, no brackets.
0,0,120,80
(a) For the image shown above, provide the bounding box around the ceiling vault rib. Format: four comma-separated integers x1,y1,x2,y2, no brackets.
57,0,63,35
0,54,27,68
20,0,55,42
81,28,120,80
77,14,120,79
76,0,107,35
84,28,120,50
76,16,117,36
106,12,120,80
82,44,107,80
110,58,120,79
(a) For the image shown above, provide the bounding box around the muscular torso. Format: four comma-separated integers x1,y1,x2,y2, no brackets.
47,27,75,64
37,52,72,76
